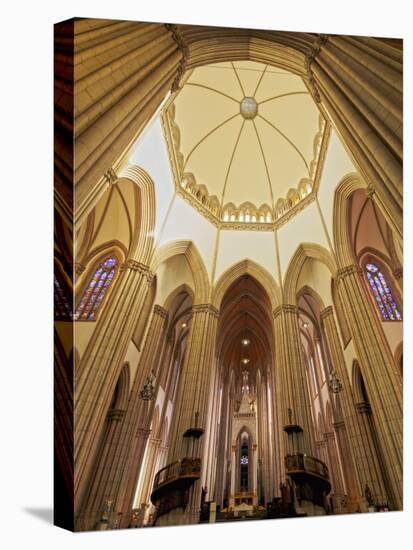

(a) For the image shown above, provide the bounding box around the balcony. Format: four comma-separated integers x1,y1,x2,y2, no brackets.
150,457,201,517
285,453,331,505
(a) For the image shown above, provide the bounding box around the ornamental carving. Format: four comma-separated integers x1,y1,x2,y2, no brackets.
120,259,153,282
273,304,298,318
305,34,329,104
153,304,168,320
140,372,156,401
320,305,334,320
336,264,362,281
192,303,220,318
165,24,189,92
103,167,118,186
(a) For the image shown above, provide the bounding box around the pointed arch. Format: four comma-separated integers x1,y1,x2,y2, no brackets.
283,243,337,304
212,259,281,310
117,164,157,265
296,284,326,312
112,362,130,412
163,283,195,311
151,240,210,304
332,172,367,267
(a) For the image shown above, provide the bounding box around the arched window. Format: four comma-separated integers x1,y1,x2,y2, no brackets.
365,262,402,321
75,255,119,320
54,270,73,320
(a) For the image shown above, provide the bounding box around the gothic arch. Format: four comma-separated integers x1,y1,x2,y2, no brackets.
212,259,281,310
163,283,195,311
117,164,157,266
112,362,130,412
151,240,210,303
332,172,367,267
283,243,337,304
297,284,326,312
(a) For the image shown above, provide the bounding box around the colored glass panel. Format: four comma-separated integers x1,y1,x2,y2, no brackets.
75,256,118,320
365,263,401,321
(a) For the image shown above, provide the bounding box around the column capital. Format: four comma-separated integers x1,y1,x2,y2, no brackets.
192,303,219,318
107,408,126,422
273,304,298,318
323,431,335,442
336,264,362,281
320,305,334,321
103,167,118,186
153,304,168,320
120,260,153,283
75,262,86,276
356,402,371,415
366,182,376,199
393,266,403,280
136,427,151,439
165,24,188,92
333,420,345,431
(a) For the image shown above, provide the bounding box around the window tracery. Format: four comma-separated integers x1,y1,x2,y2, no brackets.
365,262,402,321
75,256,119,320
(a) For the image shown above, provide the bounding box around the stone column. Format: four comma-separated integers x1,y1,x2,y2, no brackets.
335,266,402,508
323,431,345,497
273,305,316,458
140,437,162,506
115,305,169,527
308,36,402,239
166,303,219,524
60,20,185,227
77,407,126,530
333,420,359,510
75,260,153,515
320,305,392,510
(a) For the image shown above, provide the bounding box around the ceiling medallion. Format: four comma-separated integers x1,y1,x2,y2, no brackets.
240,97,258,120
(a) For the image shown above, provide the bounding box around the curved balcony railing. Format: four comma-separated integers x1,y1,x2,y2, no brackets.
151,457,201,504
285,453,331,494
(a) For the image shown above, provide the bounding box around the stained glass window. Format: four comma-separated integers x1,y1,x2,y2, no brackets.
365,263,402,321
240,455,249,465
54,271,73,320
75,256,118,321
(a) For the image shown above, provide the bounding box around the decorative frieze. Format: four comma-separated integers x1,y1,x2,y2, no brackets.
103,167,118,186
120,260,153,283
273,304,298,318
192,303,220,318
107,409,126,422
165,24,189,92
153,304,168,320
305,34,329,104
336,264,362,281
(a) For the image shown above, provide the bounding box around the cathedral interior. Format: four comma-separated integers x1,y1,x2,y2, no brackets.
53,19,403,531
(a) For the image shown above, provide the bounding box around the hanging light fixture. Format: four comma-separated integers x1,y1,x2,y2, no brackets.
241,337,250,346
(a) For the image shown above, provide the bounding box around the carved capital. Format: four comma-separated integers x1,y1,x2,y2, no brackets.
192,303,219,318
305,35,328,104
136,427,151,439
323,431,335,442
356,402,371,415
107,408,126,422
153,304,168,320
333,420,345,431
165,24,188,92
393,266,403,280
336,264,362,281
366,182,376,199
320,305,334,321
120,260,153,283
273,304,298,318
74,262,86,276
103,167,118,186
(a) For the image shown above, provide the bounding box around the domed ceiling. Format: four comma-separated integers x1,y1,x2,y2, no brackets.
162,61,330,229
